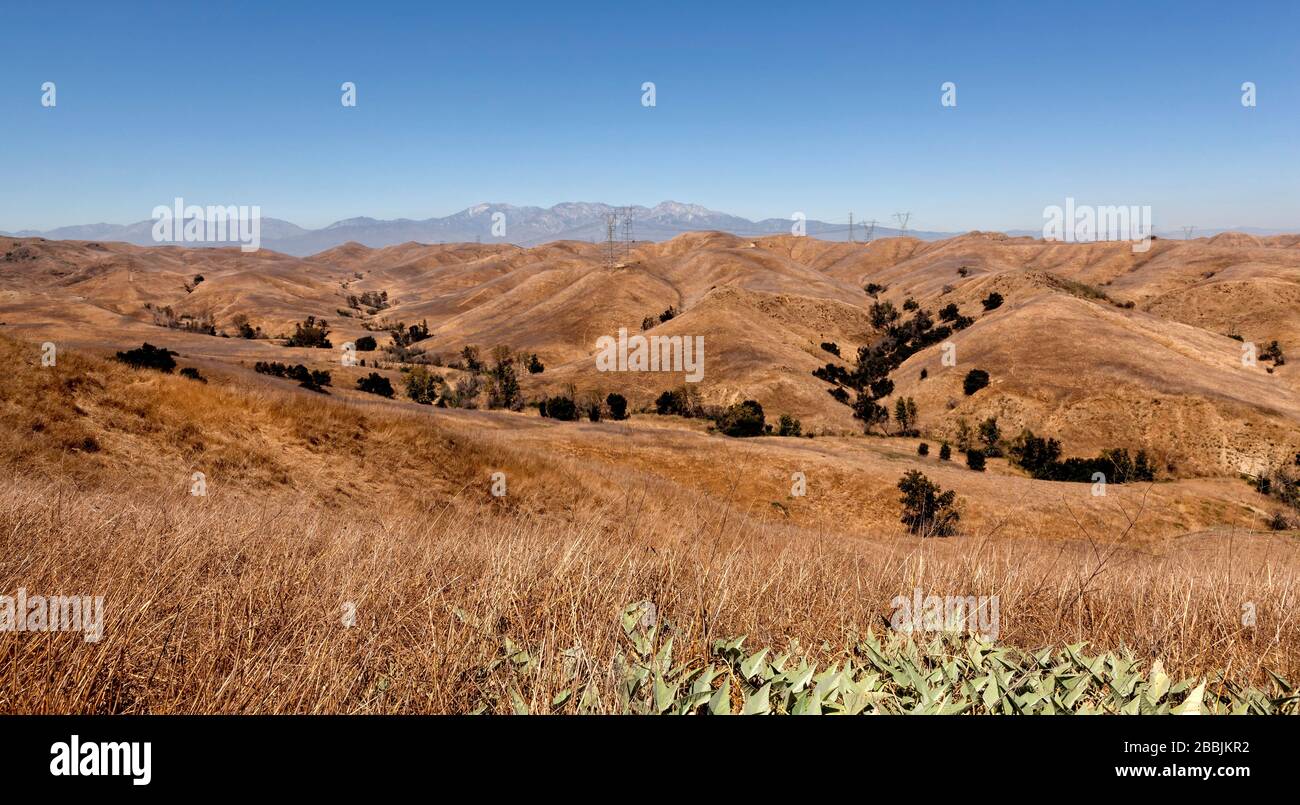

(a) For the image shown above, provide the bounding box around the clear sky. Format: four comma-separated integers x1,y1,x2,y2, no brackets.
2,0,1297,232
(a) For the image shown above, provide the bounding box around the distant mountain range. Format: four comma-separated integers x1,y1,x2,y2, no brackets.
3,202,1293,257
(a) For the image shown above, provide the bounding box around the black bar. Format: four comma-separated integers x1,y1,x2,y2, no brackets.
0,715,1283,791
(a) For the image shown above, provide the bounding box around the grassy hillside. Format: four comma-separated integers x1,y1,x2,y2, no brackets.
0,336,1297,713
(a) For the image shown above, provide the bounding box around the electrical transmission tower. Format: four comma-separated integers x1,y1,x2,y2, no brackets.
893,212,911,238
621,207,634,259
865,219,876,241
1182,226,1196,240
848,212,854,243
605,213,619,268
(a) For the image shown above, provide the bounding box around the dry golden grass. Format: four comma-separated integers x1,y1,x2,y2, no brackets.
0,336,1297,713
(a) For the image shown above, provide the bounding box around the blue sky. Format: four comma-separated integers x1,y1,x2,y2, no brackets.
2,0,1297,232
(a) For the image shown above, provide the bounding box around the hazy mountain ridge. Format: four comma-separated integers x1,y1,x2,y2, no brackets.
1,202,952,256
7,203,1296,257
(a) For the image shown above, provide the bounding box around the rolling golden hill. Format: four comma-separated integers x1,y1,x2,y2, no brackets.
2,230,1296,481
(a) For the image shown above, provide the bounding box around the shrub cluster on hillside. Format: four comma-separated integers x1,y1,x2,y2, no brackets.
1008,430,1156,483
641,305,678,331
115,343,177,372
717,400,765,437
254,361,332,393
654,387,707,419
539,396,578,421
403,365,444,405
812,300,975,435
347,290,389,314
384,320,432,361
231,313,263,339
1049,277,1134,309
1249,457,1300,524
937,303,974,329
146,304,216,336
391,342,534,409
356,372,394,398
284,316,332,349
1259,340,1286,367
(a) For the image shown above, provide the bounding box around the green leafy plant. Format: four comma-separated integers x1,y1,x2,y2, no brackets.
475,604,1299,715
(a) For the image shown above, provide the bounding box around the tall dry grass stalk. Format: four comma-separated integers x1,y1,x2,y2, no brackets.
1,469,1296,714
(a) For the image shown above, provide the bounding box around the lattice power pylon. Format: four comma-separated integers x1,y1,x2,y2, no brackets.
893,212,911,238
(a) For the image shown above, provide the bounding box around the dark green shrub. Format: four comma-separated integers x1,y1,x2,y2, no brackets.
541,396,578,421
655,389,688,416
978,417,1002,456
852,393,889,434
403,366,442,404
717,400,765,437
606,393,628,420
285,316,332,349
485,347,523,411
966,450,986,471
357,372,394,398
893,397,918,436
389,321,431,349
459,345,484,373
963,369,990,395
897,470,959,536
870,301,900,329
1009,429,1155,483
115,343,177,372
